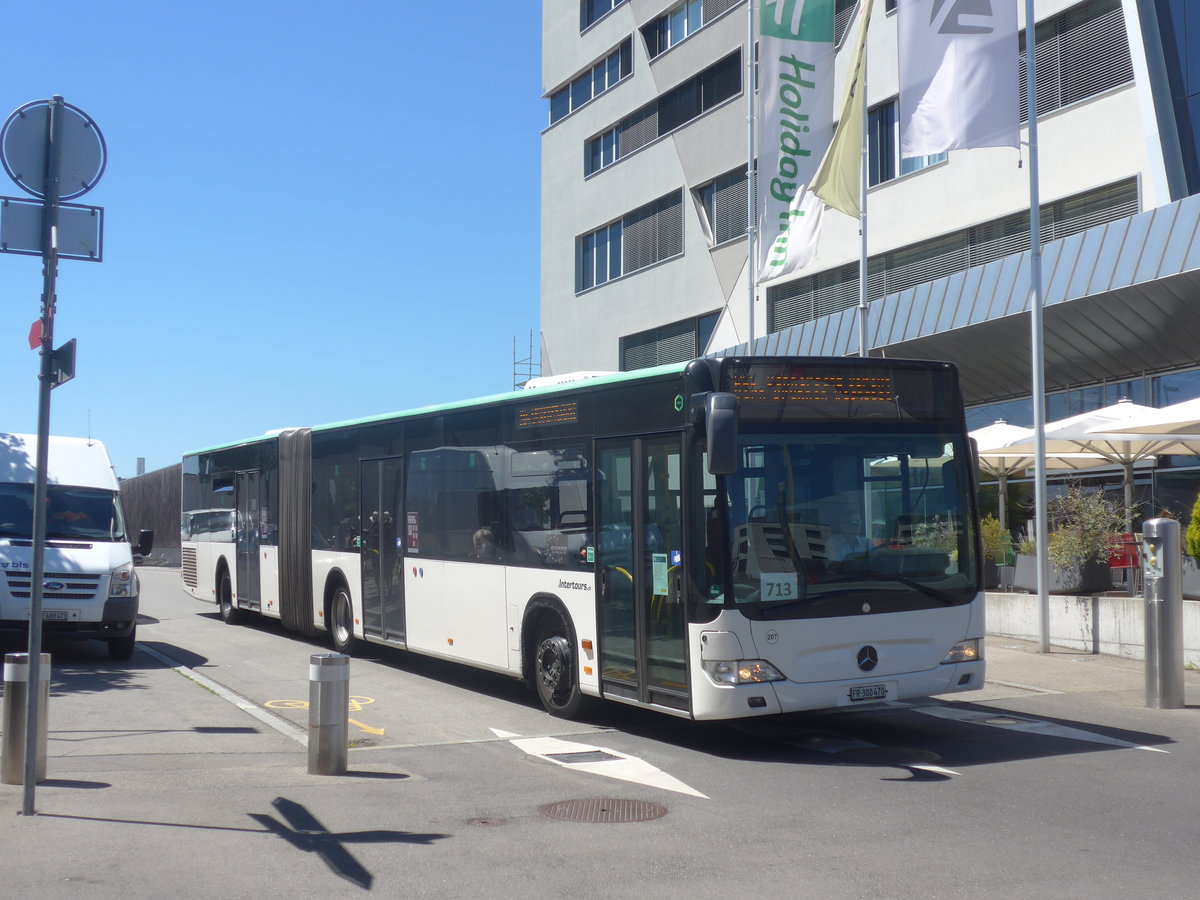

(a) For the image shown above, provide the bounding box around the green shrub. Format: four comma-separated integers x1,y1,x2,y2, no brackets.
1045,484,1127,569
1186,491,1200,558
978,514,1009,564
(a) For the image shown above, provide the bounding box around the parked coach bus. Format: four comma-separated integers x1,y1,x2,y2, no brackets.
180,356,984,719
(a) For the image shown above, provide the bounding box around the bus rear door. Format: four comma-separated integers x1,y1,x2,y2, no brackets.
360,457,406,643
234,470,261,612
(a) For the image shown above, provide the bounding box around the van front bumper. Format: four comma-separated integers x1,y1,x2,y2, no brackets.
0,597,139,640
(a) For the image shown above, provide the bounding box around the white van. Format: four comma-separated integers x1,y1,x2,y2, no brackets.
0,433,154,660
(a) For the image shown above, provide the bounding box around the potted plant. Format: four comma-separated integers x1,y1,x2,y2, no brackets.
978,514,1009,589
1012,484,1127,594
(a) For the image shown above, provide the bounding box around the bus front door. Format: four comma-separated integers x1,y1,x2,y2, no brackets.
596,437,689,713
234,470,261,612
360,457,405,643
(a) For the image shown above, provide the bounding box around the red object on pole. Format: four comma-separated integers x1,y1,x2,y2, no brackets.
28,319,42,349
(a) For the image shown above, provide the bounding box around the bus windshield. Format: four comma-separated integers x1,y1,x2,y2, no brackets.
0,483,127,542
715,425,978,618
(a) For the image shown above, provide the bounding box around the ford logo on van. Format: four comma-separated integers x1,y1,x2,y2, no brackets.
44,581,65,591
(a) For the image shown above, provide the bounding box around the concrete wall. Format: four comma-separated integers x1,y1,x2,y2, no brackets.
987,591,1200,667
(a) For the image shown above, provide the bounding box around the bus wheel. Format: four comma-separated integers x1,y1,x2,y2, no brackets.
329,584,357,655
108,629,136,661
535,616,582,718
218,571,241,625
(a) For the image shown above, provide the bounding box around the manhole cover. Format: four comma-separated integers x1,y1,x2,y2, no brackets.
835,746,942,766
539,798,668,823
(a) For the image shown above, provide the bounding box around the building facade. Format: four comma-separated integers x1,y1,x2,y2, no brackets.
540,0,1200,519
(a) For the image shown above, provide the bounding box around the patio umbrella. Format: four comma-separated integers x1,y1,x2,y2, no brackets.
971,420,1106,530
1098,396,1200,440
998,399,1200,533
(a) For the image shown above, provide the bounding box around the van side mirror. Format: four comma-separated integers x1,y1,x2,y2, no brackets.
706,392,739,476
135,529,154,557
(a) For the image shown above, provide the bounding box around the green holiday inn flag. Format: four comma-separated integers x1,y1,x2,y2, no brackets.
756,0,837,283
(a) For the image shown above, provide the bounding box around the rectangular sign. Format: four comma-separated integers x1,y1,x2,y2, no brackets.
0,196,104,261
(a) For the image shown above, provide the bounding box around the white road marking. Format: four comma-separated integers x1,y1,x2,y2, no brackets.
491,728,708,798
914,704,1169,752
140,643,308,746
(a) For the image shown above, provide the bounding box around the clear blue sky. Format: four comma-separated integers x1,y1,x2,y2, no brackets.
1,1,545,478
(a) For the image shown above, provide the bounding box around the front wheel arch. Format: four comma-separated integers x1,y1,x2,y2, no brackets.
522,595,585,719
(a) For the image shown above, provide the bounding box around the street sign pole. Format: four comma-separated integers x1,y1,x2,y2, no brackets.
21,94,65,817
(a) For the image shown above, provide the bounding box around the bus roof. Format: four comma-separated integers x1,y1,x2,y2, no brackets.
182,361,691,458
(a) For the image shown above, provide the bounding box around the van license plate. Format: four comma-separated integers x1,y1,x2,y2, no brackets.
849,684,888,702
42,609,70,621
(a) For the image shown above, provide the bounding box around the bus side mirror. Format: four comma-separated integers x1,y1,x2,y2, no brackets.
706,392,738,476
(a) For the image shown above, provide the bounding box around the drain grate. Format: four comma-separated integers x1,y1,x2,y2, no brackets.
835,746,942,766
539,798,668,823
544,750,622,764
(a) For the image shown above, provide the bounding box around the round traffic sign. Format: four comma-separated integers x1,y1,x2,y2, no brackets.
1,98,106,201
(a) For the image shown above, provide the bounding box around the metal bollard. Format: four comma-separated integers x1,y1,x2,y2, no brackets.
2,653,50,785
307,653,349,775
1142,519,1185,709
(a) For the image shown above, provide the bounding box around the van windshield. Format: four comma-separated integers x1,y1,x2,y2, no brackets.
0,483,127,542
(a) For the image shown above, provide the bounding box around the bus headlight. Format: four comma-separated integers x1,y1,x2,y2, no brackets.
109,563,138,598
702,659,785,685
941,639,980,664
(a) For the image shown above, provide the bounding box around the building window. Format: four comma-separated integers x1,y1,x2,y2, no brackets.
548,39,633,126
581,0,628,30
642,0,739,59
768,178,1140,331
866,99,947,186
577,221,623,292
576,191,684,293
697,167,748,244
621,311,720,370
1019,0,1132,120
585,50,741,175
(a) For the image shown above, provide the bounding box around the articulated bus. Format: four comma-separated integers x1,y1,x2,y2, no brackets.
180,356,984,719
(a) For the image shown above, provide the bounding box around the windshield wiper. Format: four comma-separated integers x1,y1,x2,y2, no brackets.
756,575,959,615
825,573,960,605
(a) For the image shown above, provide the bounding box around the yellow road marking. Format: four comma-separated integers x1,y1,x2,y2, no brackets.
264,697,384,736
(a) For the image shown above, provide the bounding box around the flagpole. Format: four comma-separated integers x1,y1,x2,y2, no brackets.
746,0,757,346
1025,0,1050,653
857,17,868,358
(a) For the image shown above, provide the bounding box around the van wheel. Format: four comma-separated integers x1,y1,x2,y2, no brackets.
329,584,357,655
108,629,136,661
534,613,583,718
218,571,241,624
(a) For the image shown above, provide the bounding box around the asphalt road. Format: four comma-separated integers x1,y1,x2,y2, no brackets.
1,568,1197,898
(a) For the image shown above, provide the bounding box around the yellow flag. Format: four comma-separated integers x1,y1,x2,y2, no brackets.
811,0,873,219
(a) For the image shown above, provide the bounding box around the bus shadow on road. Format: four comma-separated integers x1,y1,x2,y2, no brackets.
675,700,1180,777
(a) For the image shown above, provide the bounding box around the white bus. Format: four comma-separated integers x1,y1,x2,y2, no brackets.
181,356,984,719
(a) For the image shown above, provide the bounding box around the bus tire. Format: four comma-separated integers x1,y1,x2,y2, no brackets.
328,581,357,655
218,569,241,625
108,628,136,661
534,611,583,719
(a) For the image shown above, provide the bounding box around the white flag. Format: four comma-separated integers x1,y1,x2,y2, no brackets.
897,0,1019,157
756,0,837,283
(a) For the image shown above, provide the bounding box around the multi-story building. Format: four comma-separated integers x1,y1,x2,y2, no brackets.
539,0,1200,515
